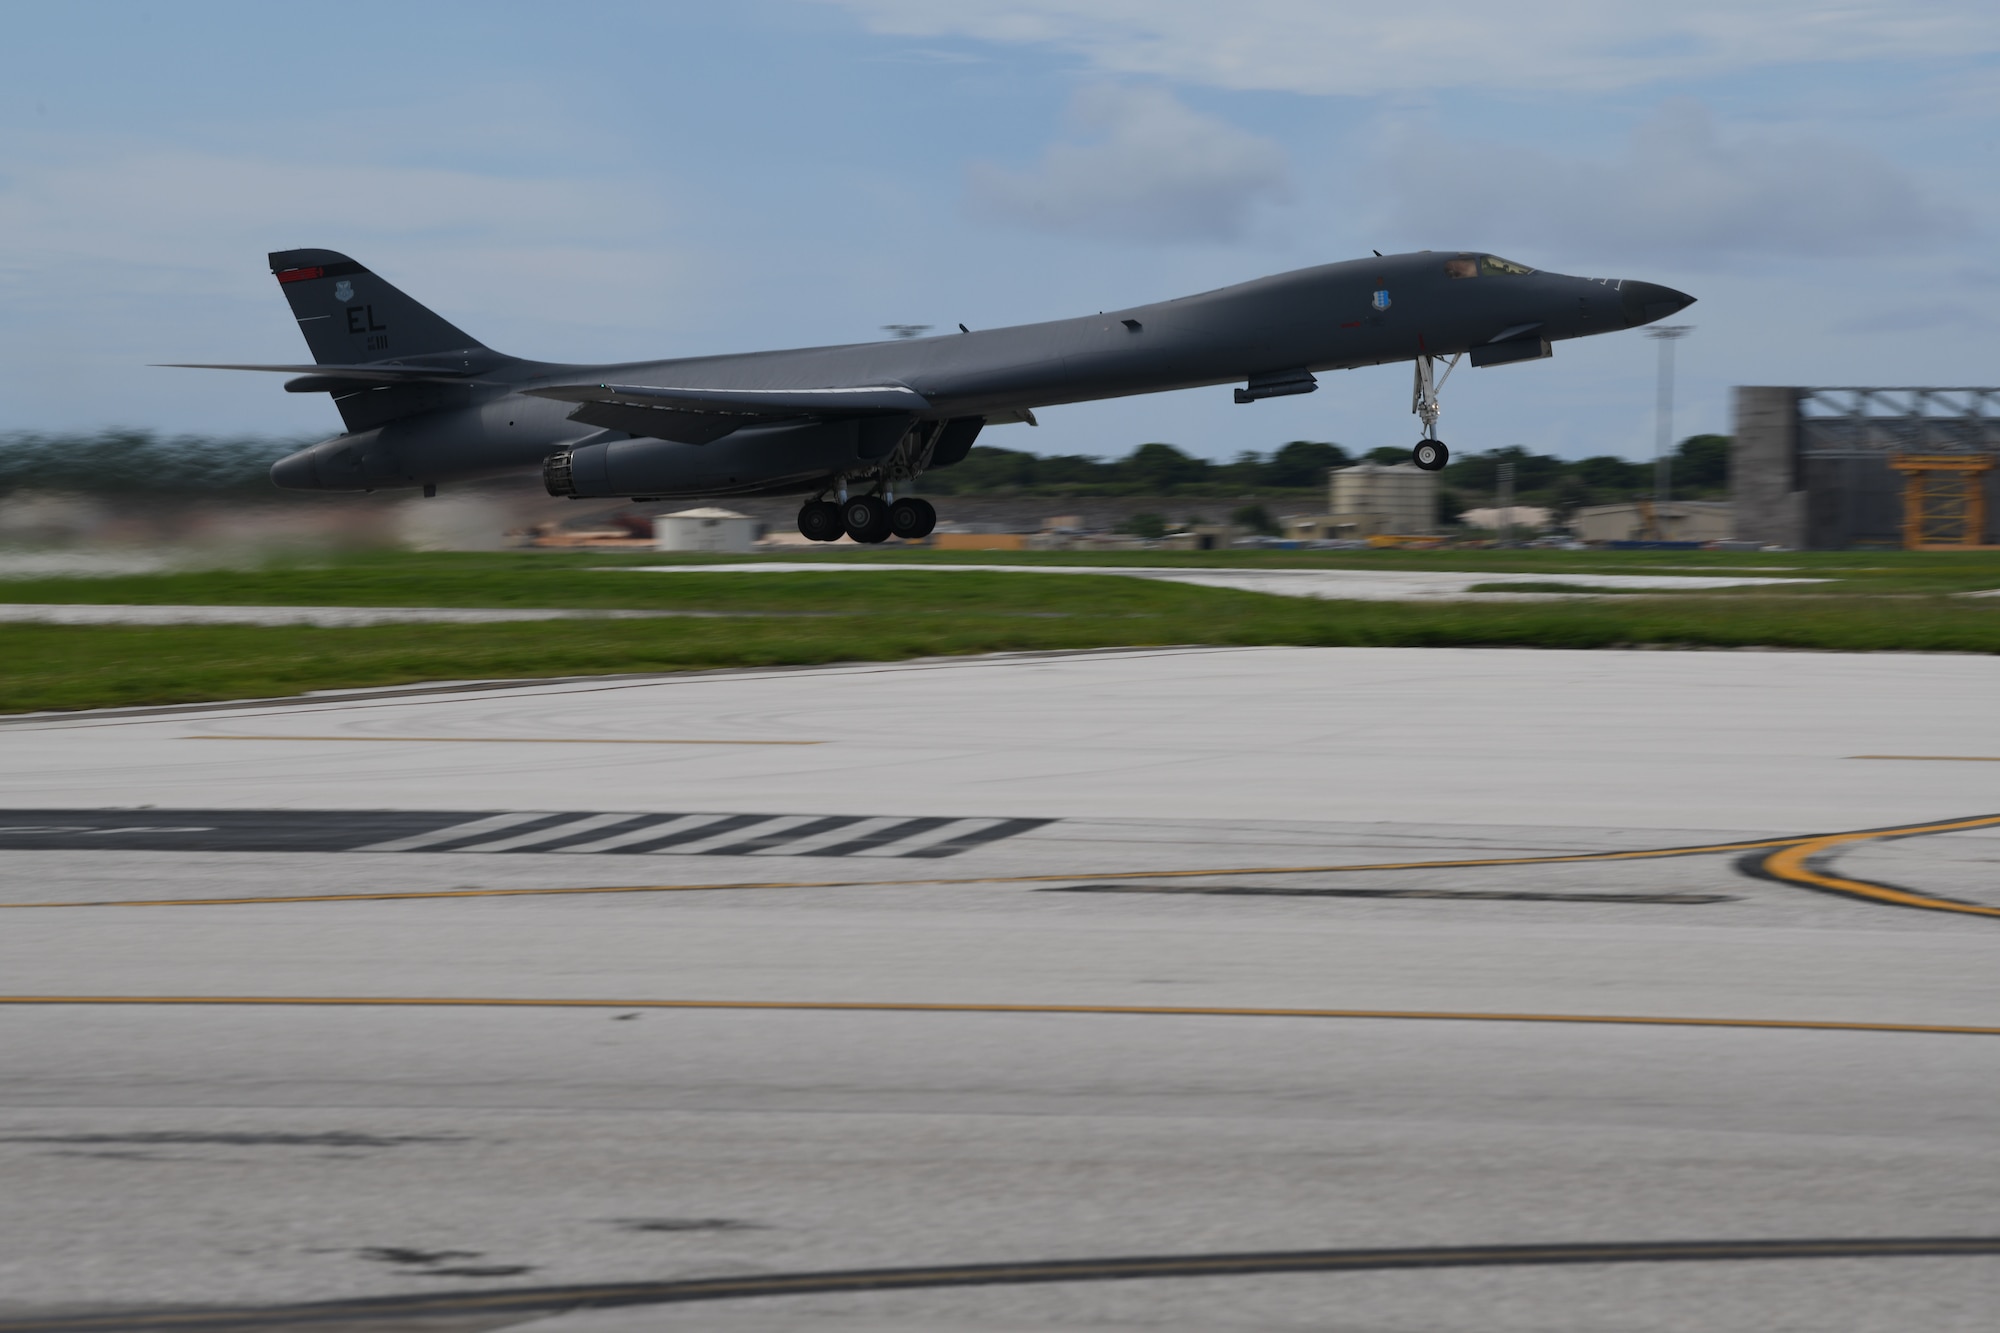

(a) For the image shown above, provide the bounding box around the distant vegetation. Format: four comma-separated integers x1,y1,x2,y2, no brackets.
924,439,1349,497
0,430,1733,525
923,435,1733,516
0,431,298,496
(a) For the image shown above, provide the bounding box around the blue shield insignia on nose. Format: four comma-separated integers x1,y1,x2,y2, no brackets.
1372,289,1392,311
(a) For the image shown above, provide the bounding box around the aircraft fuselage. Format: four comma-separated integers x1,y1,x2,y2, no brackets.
234,250,1692,502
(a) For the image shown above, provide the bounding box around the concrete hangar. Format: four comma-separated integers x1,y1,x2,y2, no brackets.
1734,386,2000,549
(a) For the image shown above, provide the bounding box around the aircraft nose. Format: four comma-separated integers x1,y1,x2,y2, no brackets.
1620,280,1696,327
269,447,320,491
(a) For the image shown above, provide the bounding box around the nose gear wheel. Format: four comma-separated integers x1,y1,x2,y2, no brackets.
1409,352,1461,472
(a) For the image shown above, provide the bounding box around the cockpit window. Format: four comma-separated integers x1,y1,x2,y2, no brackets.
1479,255,1534,276
1444,256,1478,278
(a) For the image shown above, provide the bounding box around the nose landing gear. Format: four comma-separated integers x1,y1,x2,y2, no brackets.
1409,352,1461,472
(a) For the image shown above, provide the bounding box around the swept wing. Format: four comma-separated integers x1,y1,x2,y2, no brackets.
521,381,930,445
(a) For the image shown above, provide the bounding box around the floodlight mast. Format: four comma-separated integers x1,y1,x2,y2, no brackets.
1647,325,1693,510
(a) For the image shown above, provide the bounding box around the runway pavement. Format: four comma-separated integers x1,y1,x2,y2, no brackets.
1,646,1996,1331
618,562,1822,600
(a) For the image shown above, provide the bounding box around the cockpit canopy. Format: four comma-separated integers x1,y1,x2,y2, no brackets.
1445,254,1535,278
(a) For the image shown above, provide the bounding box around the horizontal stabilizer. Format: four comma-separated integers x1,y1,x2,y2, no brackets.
523,382,931,417
158,362,485,384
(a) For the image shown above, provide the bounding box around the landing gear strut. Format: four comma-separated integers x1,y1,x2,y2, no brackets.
1409,352,1460,472
796,422,948,543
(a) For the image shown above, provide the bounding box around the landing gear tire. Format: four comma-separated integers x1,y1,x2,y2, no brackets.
1412,439,1449,472
842,495,893,544
888,497,937,540
798,500,844,542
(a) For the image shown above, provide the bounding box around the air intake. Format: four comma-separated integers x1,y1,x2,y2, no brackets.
542,448,577,498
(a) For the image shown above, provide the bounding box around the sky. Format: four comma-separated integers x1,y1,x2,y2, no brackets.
2,1,1996,464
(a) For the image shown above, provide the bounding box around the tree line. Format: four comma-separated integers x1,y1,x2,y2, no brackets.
925,435,1731,505
0,430,1732,515
0,431,300,496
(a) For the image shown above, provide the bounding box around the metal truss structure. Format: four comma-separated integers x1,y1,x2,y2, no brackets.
1797,388,2000,457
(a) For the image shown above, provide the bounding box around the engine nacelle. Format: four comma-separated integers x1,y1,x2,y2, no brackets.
544,416,917,499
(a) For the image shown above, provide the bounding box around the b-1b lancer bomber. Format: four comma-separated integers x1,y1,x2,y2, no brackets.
176,250,1693,543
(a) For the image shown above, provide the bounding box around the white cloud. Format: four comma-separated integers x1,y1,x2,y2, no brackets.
966,85,1289,241
0,137,692,336
1369,101,1967,265
827,1,2000,95
0,135,707,429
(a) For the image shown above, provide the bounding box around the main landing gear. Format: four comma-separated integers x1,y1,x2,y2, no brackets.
888,497,937,539
797,500,843,542
1409,352,1461,473
795,493,937,543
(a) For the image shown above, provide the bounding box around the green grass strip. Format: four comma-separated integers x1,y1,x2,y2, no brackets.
8,588,1999,714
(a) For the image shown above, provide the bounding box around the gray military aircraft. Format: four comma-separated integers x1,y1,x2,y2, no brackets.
173,249,1692,543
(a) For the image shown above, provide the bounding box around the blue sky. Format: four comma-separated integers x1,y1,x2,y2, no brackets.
3,1,1996,463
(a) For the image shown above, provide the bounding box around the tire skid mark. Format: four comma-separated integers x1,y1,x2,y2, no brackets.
5,1237,2000,1331
3,813,1997,919
0,995,1995,1038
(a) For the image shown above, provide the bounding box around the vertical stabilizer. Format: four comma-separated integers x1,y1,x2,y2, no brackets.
267,249,485,365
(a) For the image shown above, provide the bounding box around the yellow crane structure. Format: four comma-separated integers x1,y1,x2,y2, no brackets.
1887,454,1995,549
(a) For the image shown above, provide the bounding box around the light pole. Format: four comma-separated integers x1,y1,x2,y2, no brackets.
1646,325,1693,510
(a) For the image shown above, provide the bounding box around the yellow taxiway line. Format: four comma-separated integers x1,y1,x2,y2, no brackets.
0,994,1994,1037
4,814,1996,920
1751,813,2000,919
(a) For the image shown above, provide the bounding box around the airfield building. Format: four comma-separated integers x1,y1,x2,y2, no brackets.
1312,461,1438,537
1733,387,2000,549
654,506,761,553
1573,500,1734,545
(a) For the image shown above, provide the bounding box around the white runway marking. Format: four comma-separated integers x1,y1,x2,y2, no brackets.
615,562,1823,601
451,813,639,852
355,812,551,852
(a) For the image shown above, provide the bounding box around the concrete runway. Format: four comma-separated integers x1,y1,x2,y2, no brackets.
1,646,1997,1331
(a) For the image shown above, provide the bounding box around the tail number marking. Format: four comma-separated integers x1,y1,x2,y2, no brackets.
345,304,389,354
